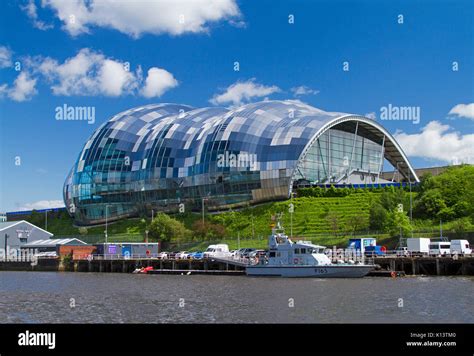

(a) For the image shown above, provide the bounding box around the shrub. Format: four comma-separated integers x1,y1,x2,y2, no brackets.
369,202,387,231
192,220,227,240
149,213,191,243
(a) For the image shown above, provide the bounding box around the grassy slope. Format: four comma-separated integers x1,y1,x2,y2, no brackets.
24,192,471,250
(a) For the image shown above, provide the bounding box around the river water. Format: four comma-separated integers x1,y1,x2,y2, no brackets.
0,272,472,323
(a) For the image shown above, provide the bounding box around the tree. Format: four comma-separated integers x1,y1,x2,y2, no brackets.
326,211,341,238
414,189,447,219
369,202,387,231
78,227,88,236
346,214,364,236
29,210,43,227
380,186,408,212
414,165,474,220
192,220,227,240
148,213,190,243
451,218,471,239
385,209,413,237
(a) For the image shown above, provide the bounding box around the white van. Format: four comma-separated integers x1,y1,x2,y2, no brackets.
203,244,231,259
450,240,472,255
429,241,451,256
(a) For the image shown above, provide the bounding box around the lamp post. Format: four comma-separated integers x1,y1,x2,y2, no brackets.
3,233,8,261
289,192,295,238
201,197,207,225
44,209,51,231
251,214,255,239
104,204,113,244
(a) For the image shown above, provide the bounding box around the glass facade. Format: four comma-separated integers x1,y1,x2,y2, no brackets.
293,128,384,185
64,100,417,226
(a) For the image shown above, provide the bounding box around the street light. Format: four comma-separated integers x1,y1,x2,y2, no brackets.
251,214,255,239
4,233,8,262
289,191,296,238
104,204,113,244
201,197,208,224
44,209,51,231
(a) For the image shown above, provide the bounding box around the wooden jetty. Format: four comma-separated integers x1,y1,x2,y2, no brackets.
1,255,473,276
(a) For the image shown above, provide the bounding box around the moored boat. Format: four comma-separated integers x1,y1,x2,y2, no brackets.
246,222,374,278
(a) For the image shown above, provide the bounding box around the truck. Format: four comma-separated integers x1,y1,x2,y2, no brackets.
406,238,430,256
203,244,231,259
364,245,387,256
450,239,472,255
347,238,377,255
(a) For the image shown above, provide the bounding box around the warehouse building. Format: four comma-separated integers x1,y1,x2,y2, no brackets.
21,238,91,259
0,220,53,251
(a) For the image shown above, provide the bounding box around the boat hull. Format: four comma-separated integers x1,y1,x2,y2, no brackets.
246,265,374,278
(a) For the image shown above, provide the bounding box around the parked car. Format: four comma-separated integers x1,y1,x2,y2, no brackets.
175,251,190,259
395,247,409,257
239,248,256,258
168,251,180,259
189,251,204,260
157,252,169,260
249,250,266,259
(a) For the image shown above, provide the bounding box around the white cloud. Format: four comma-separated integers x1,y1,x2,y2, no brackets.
394,121,474,164
34,48,176,98
0,48,178,100
0,84,8,97
43,48,135,96
40,0,241,37
20,200,65,211
21,0,53,30
210,79,280,106
98,59,137,96
141,68,178,98
291,85,319,96
0,72,38,102
0,46,12,68
448,103,474,120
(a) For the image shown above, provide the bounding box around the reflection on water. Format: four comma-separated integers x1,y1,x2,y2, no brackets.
0,272,473,323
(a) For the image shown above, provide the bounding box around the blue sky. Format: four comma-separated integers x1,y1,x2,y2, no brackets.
0,0,473,212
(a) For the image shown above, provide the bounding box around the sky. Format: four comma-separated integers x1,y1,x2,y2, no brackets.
0,0,473,212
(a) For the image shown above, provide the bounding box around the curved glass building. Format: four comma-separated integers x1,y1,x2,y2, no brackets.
64,100,419,226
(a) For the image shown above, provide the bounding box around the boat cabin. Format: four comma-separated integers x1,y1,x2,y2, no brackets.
265,230,331,266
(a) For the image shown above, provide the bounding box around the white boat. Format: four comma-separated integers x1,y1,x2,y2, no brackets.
246,223,374,278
